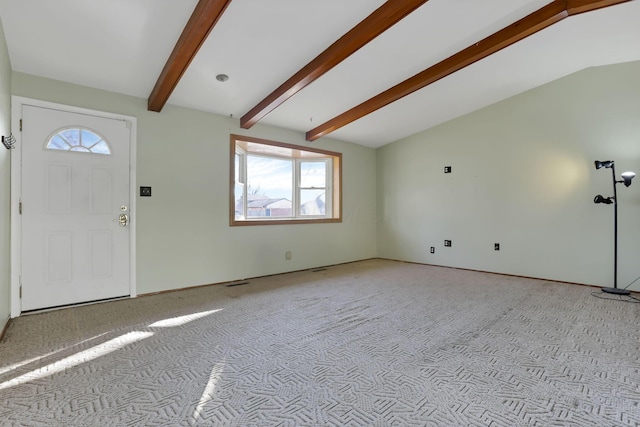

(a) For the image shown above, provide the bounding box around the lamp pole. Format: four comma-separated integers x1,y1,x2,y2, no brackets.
597,162,633,295
594,160,634,295
610,163,619,291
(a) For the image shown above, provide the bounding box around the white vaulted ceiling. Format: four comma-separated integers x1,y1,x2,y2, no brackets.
0,0,638,148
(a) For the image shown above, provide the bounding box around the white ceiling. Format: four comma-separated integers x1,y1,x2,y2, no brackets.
1,0,639,148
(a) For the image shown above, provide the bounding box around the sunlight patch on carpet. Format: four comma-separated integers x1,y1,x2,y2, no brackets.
148,309,223,328
0,331,153,390
0,332,113,376
192,361,226,423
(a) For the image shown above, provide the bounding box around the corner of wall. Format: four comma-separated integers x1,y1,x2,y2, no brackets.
0,17,13,328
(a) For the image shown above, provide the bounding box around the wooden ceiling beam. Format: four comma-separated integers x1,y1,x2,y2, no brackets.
148,0,232,112
240,0,430,129
306,0,630,141
566,0,631,15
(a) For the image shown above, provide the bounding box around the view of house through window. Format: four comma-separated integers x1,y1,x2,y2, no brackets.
230,135,341,225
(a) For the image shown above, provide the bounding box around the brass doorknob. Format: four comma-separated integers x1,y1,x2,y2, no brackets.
118,213,129,227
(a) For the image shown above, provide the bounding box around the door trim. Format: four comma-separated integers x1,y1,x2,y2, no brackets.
10,96,137,317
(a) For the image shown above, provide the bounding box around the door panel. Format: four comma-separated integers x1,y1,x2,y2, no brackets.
21,105,131,311
90,231,112,277
47,164,71,213
46,232,72,283
90,168,113,214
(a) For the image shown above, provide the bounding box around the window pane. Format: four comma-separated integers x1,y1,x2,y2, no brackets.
234,183,245,219
300,161,326,188
246,155,293,218
81,129,102,147
91,141,111,155
48,135,69,150
70,146,91,152
60,129,80,146
300,189,326,216
234,154,241,182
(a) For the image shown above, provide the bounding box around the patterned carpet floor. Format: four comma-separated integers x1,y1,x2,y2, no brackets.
1,259,640,426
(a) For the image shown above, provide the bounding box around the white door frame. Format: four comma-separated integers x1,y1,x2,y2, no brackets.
10,96,137,317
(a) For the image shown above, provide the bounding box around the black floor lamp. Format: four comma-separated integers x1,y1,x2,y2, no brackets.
593,160,635,295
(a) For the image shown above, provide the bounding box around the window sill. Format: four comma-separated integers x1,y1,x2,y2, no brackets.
230,218,342,226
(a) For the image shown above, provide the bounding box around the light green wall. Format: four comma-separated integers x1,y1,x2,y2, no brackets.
0,20,11,329
377,60,640,289
7,58,640,311
12,73,377,295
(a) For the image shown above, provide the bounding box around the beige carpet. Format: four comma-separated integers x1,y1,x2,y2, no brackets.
1,259,639,426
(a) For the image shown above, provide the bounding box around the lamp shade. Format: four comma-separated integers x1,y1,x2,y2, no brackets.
621,171,636,187
594,160,614,169
594,194,614,204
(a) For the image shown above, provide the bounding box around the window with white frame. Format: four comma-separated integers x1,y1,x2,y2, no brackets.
46,127,111,155
230,135,341,225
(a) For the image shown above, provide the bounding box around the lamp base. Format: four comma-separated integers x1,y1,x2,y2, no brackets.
601,287,631,296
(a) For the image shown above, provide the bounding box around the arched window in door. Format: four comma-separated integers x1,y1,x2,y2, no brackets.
45,127,111,155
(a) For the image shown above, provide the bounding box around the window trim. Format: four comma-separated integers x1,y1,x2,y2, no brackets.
230,134,342,226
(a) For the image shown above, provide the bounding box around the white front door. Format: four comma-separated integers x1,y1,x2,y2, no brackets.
21,105,132,311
